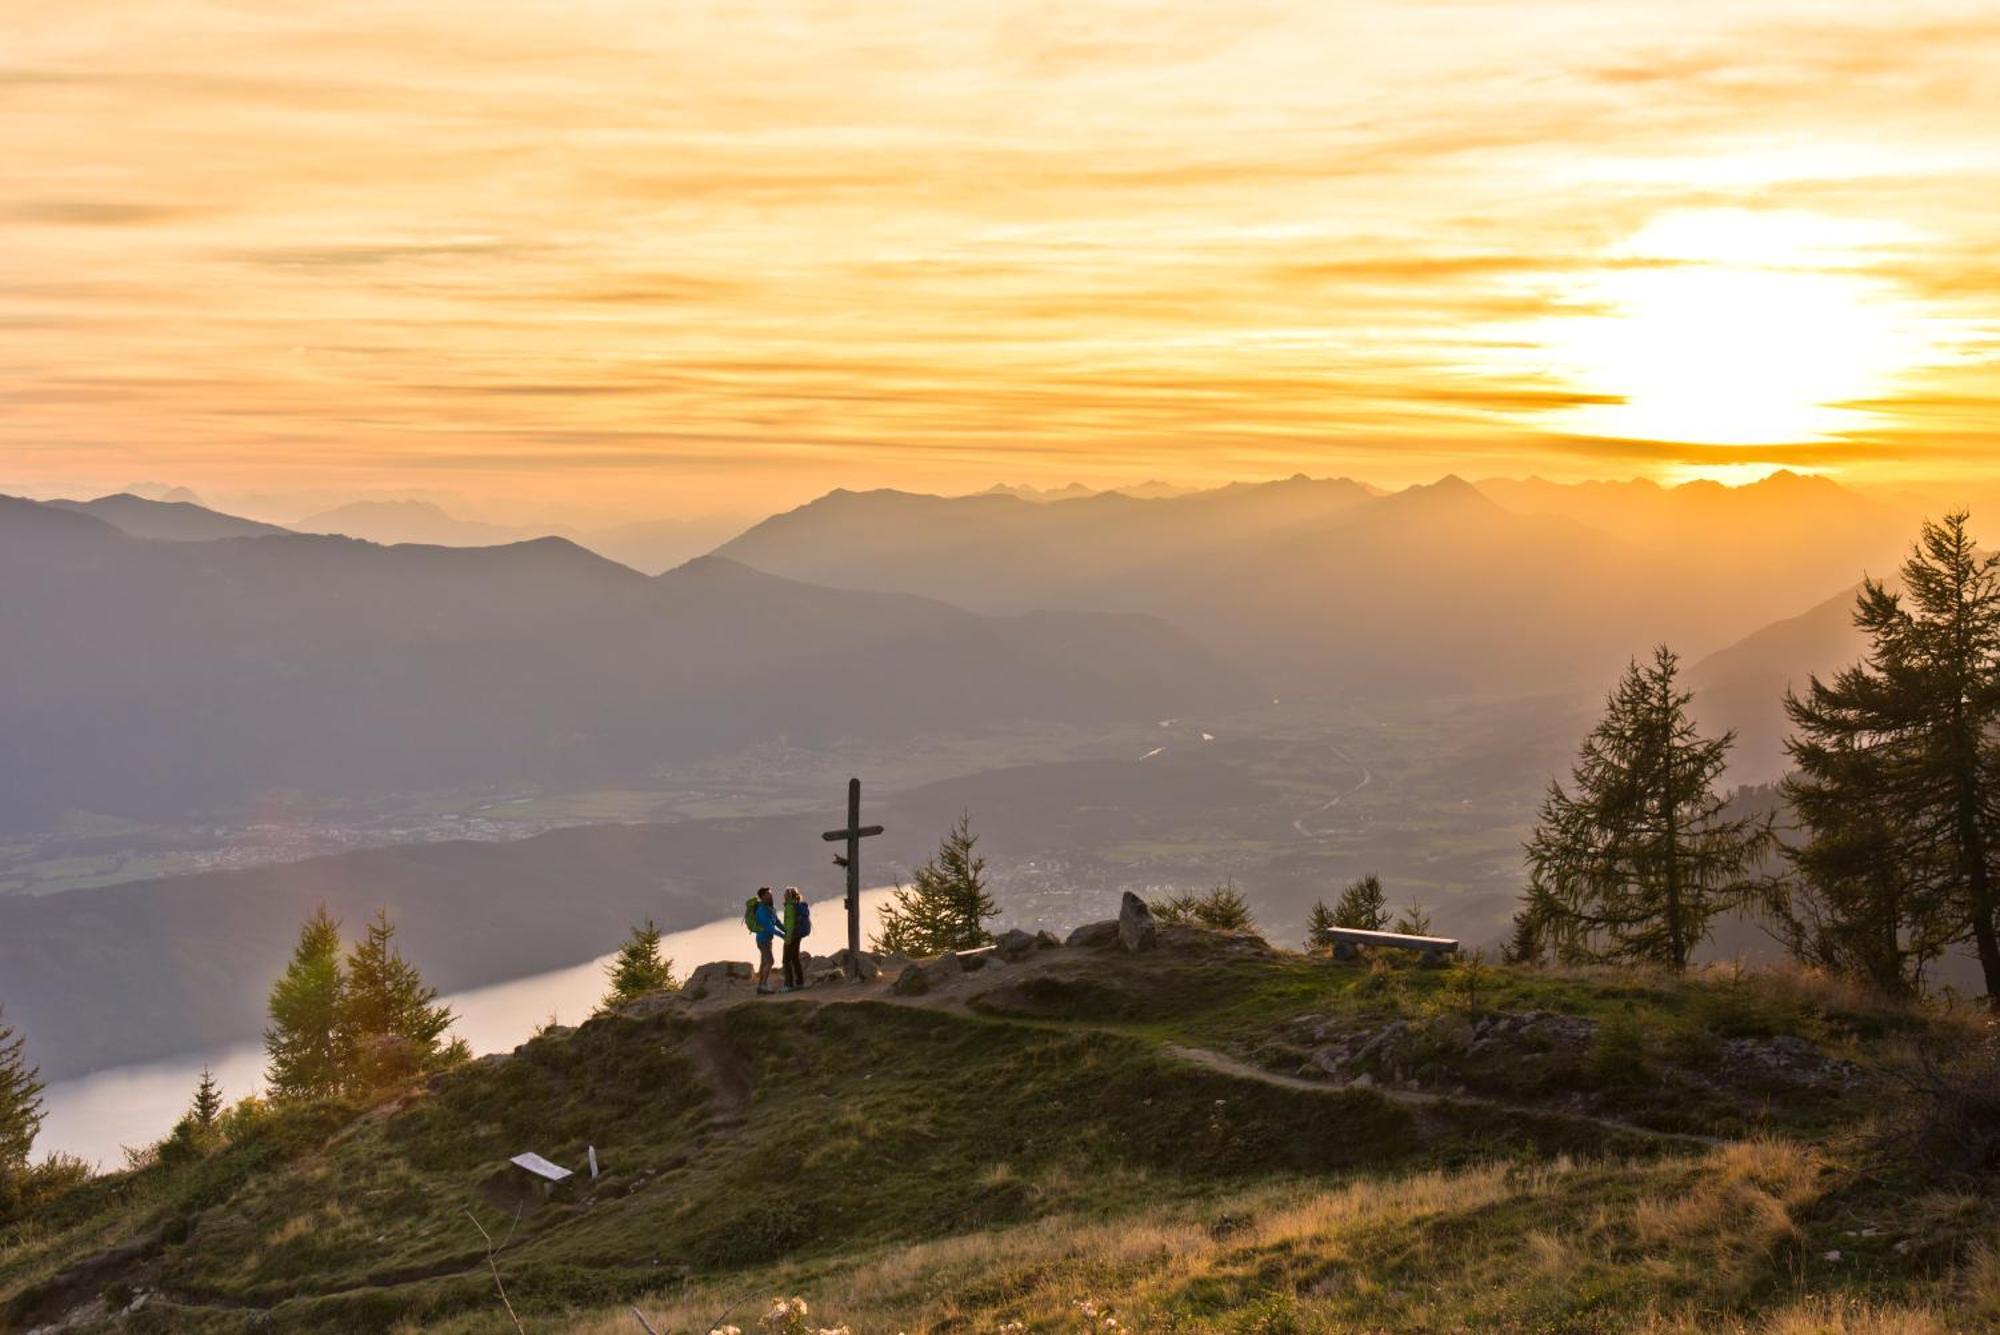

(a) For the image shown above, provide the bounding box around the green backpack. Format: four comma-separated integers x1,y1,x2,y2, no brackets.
743,896,761,934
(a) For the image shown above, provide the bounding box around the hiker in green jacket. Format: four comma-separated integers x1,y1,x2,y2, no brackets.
780,887,812,992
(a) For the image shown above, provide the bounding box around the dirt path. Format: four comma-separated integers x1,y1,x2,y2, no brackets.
677,954,1726,1150
1161,1042,1724,1148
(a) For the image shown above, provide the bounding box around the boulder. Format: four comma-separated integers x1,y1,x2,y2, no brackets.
684,960,753,1001
959,952,989,972
1066,920,1120,949
994,928,1037,962
1035,929,1063,950
892,960,937,996
825,948,883,982
1118,891,1157,953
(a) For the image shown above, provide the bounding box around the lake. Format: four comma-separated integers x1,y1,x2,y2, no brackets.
38,887,897,1168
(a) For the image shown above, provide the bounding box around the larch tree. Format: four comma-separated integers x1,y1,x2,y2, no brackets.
1305,899,1338,951
343,908,461,1090
1332,875,1389,931
190,1067,224,1130
0,1005,44,1169
265,905,350,1101
1523,645,1772,972
602,919,678,1010
1781,513,2000,1004
873,813,998,956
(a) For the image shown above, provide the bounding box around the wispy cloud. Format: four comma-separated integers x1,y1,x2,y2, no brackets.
4,0,1999,513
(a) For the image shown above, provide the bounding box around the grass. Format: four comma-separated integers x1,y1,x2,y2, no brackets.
5,943,1996,1332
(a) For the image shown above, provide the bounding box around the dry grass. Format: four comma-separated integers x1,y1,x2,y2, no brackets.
1631,1139,1820,1279
546,1149,1830,1334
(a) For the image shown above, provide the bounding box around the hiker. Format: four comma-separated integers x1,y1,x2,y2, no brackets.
781,886,812,991
747,885,785,995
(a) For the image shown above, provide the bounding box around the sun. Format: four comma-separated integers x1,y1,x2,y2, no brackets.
1534,210,1932,447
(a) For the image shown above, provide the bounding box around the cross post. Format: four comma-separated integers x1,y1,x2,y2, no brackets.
821,776,884,967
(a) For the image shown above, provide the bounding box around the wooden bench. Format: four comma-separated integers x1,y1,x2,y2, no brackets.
1324,926,1460,967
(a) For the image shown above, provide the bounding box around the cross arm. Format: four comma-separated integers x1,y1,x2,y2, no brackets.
821,825,884,841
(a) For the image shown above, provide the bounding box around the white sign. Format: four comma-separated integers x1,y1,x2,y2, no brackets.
510,1151,573,1182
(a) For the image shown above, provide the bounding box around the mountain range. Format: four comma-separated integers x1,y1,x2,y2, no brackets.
0,496,1250,830
716,471,1907,699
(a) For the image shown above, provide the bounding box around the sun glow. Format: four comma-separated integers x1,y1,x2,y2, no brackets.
1537,211,1935,446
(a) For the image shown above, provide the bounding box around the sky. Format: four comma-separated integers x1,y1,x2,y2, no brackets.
5,0,2000,522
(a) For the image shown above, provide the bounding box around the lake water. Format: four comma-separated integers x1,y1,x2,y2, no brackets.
38,887,897,1168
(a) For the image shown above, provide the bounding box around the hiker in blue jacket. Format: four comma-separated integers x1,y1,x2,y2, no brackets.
751,885,785,995
780,886,812,992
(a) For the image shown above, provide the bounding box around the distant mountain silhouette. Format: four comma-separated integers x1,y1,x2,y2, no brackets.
48,493,291,542
578,514,751,575
1475,471,1911,625
716,473,1808,697
119,481,205,506
717,474,1377,615
980,482,1101,502
291,498,569,547
0,496,1251,830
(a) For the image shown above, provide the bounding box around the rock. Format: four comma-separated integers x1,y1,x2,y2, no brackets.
683,960,753,1000
892,961,936,996
1350,1072,1375,1089
994,928,1038,962
826,948,883,981
1118,891,1157,953
959,952,989,972
1066,920,1121,949
620,991,682,1018
1035,929,1062,950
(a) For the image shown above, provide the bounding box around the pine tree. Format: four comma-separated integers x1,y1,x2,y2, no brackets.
0,1006,44,1169
1523,645,1772,971
602,919,678,1010
1331,875,1389,931
343,908,460,1090
1782,513,2000,1003
1392,903,1434,937
190,1067,224,1130
873,813,997,955
265,906,349,1101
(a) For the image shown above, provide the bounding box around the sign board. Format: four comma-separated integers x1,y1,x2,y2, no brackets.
509,1152,573,1182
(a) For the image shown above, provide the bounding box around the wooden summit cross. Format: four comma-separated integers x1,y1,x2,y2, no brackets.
821,777,883,962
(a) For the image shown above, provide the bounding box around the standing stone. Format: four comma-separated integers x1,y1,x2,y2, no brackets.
1118,891,1157,953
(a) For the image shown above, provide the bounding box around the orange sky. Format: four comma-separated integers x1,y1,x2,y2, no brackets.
5,1,1999,521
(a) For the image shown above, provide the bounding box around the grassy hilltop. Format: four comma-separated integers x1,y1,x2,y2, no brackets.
5,928,1998,1333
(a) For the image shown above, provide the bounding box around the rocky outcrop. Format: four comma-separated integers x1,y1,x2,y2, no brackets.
1066,920,1120,949
994,928,1038,962
1118,891,1157,953
824,948,884,981
683,960,753,1000
893,955,954,996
